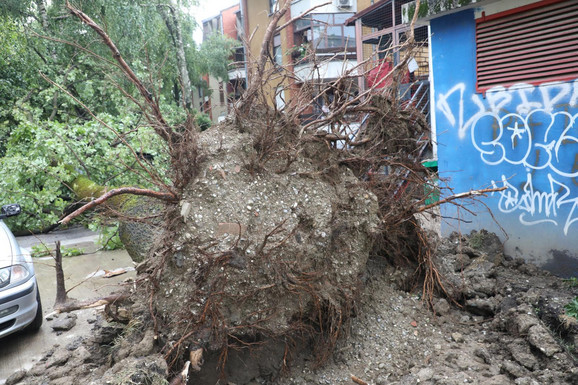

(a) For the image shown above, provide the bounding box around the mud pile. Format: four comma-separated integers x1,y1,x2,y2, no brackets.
149,119,380,380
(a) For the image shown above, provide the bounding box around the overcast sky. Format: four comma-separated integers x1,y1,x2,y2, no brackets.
191,0,240,44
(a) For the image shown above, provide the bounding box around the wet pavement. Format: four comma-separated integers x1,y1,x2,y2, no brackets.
0,228,135,383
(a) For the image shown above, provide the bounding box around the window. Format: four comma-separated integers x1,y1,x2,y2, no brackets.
476,0,578,92
273,34,282,65
219,82,225,106
294,13,356,54
269,0,277,14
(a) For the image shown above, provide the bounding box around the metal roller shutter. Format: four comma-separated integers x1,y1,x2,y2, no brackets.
476,0,578,92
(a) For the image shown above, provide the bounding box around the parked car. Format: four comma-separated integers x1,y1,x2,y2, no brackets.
0,204,43,338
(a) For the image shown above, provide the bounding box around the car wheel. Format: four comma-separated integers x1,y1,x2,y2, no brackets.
27,290,43,331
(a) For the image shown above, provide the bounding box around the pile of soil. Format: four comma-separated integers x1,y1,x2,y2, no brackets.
6,230,578,385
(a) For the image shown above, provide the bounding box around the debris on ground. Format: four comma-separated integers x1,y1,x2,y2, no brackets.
8,231,578,385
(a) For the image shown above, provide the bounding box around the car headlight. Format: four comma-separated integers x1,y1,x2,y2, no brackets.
0,264,30,289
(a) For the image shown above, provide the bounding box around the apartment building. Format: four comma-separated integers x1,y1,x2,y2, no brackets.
240,0,360,119
201,3,246,122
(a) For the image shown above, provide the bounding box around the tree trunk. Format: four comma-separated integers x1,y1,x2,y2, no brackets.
158,2,193,110
36,0,49,30
54,241,68,306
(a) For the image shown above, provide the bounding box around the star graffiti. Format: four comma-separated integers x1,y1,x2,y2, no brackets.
506,121,525,149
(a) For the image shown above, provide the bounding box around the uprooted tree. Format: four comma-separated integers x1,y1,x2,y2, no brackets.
39,0,499,383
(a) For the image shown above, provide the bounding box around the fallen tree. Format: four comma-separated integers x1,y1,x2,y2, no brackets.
25,0,512,383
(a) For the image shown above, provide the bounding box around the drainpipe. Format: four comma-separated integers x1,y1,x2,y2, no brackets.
240,0,250,88
355,18,364,94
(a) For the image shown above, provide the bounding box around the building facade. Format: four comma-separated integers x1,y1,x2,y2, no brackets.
406,0,578,275
202,4,246,122
241,0,360,117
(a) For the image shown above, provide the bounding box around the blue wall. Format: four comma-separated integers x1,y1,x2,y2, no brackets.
430,10,578,276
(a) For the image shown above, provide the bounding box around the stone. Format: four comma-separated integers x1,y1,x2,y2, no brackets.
52,314,77,331
5,370,27,385
526,324,560,357
451,332,464,343
433,298,451,315
416,367,434,381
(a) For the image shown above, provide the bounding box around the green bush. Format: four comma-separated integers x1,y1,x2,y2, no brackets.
565,297,578,320
0,111,169,233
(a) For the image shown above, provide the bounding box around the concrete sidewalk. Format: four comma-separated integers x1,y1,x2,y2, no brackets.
1,228,135,383
16,226,100,254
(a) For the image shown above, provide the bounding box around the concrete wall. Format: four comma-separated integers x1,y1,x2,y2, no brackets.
429,8,578,276
291,0,358,16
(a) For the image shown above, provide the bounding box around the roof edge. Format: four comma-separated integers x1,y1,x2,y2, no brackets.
401,0,497,22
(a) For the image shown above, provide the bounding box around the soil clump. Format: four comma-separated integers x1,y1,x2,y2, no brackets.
7,231,578,385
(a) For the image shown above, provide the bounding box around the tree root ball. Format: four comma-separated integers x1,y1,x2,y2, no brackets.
152,122,380,372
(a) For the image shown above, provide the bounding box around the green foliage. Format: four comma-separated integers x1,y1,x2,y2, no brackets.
30,244,51,258
197,33,240,82
0,0,234,232
195,110,213,131
565,297,578,320
0,113,168,232
89,220,124,251
563,277,578,288
61,246,84,257
30,244,84,258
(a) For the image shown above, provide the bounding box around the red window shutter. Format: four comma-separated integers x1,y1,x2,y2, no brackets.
476,0,578,92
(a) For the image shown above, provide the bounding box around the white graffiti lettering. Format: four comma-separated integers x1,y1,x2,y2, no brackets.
470,109,578,176
492,173,578,235
438,78,578,236
437,79,578,139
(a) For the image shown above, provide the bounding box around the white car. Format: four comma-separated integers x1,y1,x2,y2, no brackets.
0,204,42,338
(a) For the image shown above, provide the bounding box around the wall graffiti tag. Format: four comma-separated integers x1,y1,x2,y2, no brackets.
436,79,578,235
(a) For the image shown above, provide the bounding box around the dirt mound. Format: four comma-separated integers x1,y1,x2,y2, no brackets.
276,231,578,385
148,120,380,379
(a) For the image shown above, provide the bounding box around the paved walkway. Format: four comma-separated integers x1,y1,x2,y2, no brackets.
16,226,99,254
1,228,135,384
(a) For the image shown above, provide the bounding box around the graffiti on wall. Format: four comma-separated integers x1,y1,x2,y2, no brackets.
436,79,578,235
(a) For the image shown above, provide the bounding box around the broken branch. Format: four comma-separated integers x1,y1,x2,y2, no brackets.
60,187,177,225
417,186,507,213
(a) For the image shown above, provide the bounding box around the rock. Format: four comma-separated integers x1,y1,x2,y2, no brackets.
526,324,560,357
466,297,496,316
132,329,157,357
5,370,27,385
433,298,451,315
52,314,77,331
416,367,434,381
451,332,464,343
